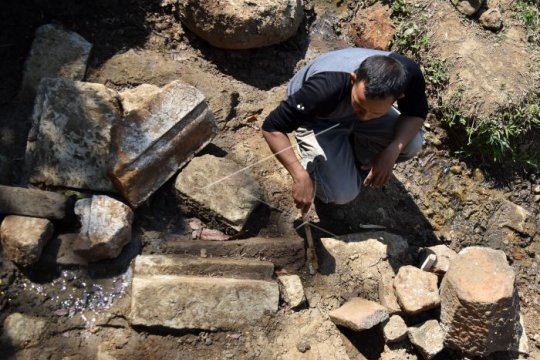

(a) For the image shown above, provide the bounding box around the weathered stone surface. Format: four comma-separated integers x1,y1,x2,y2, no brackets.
278,275,306,308
41,233,88,266
0,155,11,184
382,315,408,343
479,8,503,31
175,154,262,231
178,0,304,49
440,246,520,356
1,215,53,266
348,3,395,50
0,185,68,220
393,266,440,314
119,84,161,114
450,0,482,15
408,320,444,360
110,81,218,208
485,199,537,249
380,345,419,360
423,245,457,274
74,196,133,262
379,268,402,314
20,24,92,100
163,236,305,271
134,255,274,280
130,275,279,330
1,313,46,349
329,298,388,331
25,78,121,192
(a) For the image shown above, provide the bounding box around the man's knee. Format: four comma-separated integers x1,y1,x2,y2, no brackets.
398,131,424,162
317,183,361,205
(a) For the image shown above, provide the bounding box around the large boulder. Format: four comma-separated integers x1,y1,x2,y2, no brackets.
0,215,53,266
20,24,92,100
110,81,218,208
440,246,520,356
178,0,304,49
25,78,121,192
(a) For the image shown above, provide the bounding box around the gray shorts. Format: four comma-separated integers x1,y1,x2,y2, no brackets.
295,107,423,205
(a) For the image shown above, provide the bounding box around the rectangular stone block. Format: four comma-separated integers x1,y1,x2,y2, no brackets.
133,255,274,280
0,185,68,220
163,236,305,271
130,275,279,330
110,81,218,208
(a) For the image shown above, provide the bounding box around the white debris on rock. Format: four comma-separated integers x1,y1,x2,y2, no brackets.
278,275,306,309
393,266,440,314
329,298,389,331
408,319,445,360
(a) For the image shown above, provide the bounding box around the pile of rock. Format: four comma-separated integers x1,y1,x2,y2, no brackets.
450,0,503,31
324,242,529,359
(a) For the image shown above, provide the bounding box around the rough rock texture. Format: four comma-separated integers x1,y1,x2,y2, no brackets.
41,234,88,266
178,0,304,49
134,255,274,280
329,298,389,331
382,315,408,343
0,185,68,220
479,8,503,31
74,196,133,262
278,275,306,309
379,268,402,314
485,199,537,249
393,266,440,314
130,275,279,330
163,236,305,271
175,154,262,231
440,246,520,356
119,84,161,114
110,81,218,208
1,313,47,349
450,0,482,15
20,24,92,100
423,245,458,274
380,345,419,360
408,320,445,360
348,3,395,50
25,78,121,192
0,215,53,266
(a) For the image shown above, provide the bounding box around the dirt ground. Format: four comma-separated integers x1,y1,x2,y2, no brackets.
0,0,539,359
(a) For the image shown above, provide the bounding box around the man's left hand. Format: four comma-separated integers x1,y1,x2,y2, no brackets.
362,144,400,188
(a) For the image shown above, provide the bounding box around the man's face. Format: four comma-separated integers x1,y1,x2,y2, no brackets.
350,74,395,121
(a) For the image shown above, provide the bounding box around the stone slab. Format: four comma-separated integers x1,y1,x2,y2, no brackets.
129,275,279,330
133,254,274,280
0,185,68,220
110,80,218,208
163,236,305,271
329,298,389,331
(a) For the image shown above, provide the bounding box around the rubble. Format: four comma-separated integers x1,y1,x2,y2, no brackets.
329,298,389,331
382,315,408,343
110,81,218,208
440,246,520,356
278,275,306,309
175,154,262,232
0,215,53,266
74,196,134,262
408,320,445,360
422,245,457,274
0,185,68,220
1,313,47,349
393,266,440,314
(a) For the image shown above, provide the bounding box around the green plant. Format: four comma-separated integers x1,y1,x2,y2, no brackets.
424,58,449,98
390,0,411,19
515,0,540,45
390,24,430,62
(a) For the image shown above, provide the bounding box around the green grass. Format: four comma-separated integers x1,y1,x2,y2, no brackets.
516,0,540,45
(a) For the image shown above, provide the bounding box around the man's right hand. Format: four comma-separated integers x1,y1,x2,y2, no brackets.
292,170,314,213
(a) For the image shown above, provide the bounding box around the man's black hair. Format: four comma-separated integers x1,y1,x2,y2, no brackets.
354,55,408,100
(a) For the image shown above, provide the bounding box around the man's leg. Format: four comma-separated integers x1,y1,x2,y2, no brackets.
353,107,424,165
295,124,360,205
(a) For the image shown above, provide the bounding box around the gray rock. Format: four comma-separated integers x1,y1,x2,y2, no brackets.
278,275,306,309
382,315,408,343
119,84,161,114
440,246,520,356
422,245,457,274
110,81,218,208
1,313,46,349
450,0,482,15
178,0,304,49
129,275,279,330
393,266,440,314
20,24,92,100
175,154,261,232
0,185,68,220
74,196,133,262
485,199,537,249
329,298,389,331
479,8,503,31
408,320,444,360
0,215,53,266
41,233,88,266
0,154,11,184
133,255,274,280
25,78,121,192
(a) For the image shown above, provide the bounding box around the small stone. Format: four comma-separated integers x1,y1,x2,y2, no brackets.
422,245,458,274
278,275,306,309
479,8,503,32
534,195,540,203
408,319,444,359
519,314,529,355
450,0,482,15
382,315,408,343
296,339,311,353
393,266,440,314
449,165,461,175
1,313,47,349
534,185,540,194
0,215,53,266
473,168,485,182
329,298,389,331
